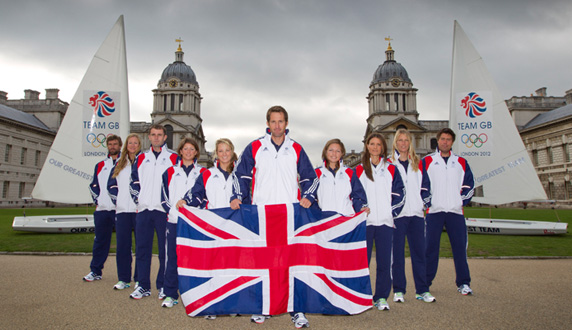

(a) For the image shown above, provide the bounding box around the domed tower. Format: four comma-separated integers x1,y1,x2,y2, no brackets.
365,38,419,138
152,39,209,164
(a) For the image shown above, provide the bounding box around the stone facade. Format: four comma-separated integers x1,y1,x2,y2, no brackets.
520,91,572,200
0,105,55,207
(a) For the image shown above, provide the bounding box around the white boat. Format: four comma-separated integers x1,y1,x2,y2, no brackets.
449,21,567,235
13,215,95,234
465,218,567,236
13,16,130,233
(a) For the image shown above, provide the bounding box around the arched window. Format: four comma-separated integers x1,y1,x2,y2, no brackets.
430,138,438,150
396,125,407,131
165,125,174,149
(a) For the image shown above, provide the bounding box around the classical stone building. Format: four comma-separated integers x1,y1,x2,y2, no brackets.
345,41,448,167
0,102,55,207
518,89,572,200
131,43,211,165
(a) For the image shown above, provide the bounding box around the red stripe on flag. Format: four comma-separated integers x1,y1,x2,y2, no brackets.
179,207,238,240
295,214,360,237
315,273,372,307
184,276,258,315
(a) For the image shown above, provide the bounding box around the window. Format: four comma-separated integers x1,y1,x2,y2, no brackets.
385,94,390,111
2,181,9,199
547,147,553,164
20,148,27,165
532,150,539,166
394,94,399,111
564,144,570,163
430,138,438,150
402,94,406,111
163,95,167,111
165,125,174,149
35,150,41,166
18,182,25,198
4,144,11,162
179,94,184,111
170,94,175,111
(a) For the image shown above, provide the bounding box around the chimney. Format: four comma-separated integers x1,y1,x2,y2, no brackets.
45,88,59,100
566,89,572,105
0,91,7,103
24,89,40,100
535,87,547,97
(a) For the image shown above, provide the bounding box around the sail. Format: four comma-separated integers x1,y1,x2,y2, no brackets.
32,16,130,203
449,21,547,205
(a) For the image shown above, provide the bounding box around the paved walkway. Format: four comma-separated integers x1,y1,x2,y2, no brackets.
0,255,571,329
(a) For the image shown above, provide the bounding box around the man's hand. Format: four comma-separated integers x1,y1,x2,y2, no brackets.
300,198,312,208
360,206,371,215
176,200,187,209
230,198,242,210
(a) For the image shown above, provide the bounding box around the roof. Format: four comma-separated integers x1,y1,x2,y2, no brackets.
522,104,572,130
0,103,53,131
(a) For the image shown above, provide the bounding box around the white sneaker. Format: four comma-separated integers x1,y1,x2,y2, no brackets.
113,281,130,290
158,287,166,300
251,315,270,324
415,292,436,302
83,272,102,282
393,292,404,303
204,315,217,320
458,284,473,295
291,312,309,328
162,297,178,308
374,298,390,310
129,286,151,299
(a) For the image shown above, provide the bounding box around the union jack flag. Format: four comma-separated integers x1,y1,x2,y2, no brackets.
176,203,372,316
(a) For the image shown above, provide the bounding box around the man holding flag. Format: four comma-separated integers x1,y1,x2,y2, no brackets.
230,105,318,328
175,106,371,328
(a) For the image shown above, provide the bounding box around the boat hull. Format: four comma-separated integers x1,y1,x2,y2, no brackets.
465,218,568,235
12,215,95,234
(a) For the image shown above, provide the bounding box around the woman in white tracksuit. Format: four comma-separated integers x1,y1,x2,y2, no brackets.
315,138,368,216
160,138,205,308
390,129,435,304
355,132,405,312
178,138,238,319
107,133,141,290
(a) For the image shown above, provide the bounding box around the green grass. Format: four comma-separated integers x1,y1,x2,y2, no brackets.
1,207,158,254
1,206,570,257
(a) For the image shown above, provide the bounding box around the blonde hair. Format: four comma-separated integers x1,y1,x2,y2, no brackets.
215,138,238,172
112,133,141,178
391,128,419,172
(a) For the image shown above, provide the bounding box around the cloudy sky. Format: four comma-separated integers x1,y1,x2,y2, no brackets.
2,0,571,164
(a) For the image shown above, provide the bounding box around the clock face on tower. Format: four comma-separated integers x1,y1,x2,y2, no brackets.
391,78,400,88
169,79,178,88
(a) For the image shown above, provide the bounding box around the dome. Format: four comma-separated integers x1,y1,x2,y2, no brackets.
371,45,411,85
159,48,198,85
371,61,411,85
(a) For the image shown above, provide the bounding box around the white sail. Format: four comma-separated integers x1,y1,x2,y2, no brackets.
32,15,130,203
449,21,547,205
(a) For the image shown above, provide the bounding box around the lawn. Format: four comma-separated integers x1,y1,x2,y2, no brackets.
1,206,570,257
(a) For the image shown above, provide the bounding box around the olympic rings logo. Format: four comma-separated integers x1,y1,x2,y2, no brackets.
461,133,488,148
86,133,111,148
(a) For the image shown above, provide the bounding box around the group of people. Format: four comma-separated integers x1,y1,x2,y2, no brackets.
83,105,475,329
